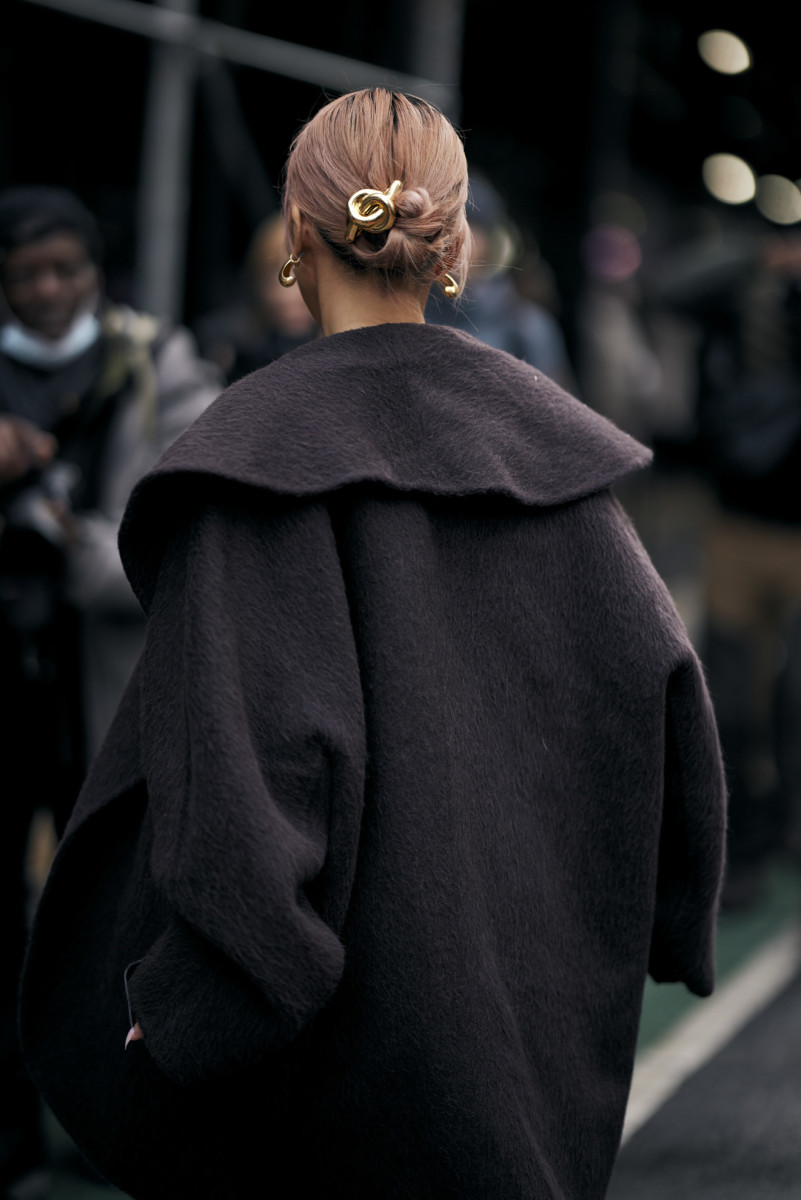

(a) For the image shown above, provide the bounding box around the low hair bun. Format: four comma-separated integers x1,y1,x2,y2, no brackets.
396,187,436,225
282,89,470,290
348,221,438,279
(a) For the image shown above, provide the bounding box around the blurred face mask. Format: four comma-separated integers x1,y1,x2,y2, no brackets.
0,305,101,368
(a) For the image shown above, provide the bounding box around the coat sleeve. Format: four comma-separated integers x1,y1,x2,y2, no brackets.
125,488,366,1085
648,653,727,996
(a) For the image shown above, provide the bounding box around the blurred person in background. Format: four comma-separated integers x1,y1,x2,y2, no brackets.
659,223,801,908
194,211,318,384
427,170,576,390
0,186,220,1194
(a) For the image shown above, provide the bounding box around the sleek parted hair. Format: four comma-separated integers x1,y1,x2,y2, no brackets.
282,88,471,290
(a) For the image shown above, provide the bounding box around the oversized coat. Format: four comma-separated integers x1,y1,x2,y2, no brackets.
20,323,726,1200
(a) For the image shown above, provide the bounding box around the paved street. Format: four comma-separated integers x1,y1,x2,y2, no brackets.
609,960,801,1199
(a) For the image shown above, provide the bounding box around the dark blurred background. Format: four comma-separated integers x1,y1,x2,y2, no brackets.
3,0,799,342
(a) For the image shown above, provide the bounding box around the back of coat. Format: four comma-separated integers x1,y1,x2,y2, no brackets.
20,324,726,1200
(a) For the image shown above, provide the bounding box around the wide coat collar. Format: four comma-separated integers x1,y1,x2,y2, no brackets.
120,323,651,607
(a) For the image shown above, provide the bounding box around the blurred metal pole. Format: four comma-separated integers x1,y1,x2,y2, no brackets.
135,0,198,319
585,0,639,201
18,0,454,111
405,0,465,120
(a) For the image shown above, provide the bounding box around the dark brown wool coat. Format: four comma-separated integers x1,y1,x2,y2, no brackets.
20,324,725,1200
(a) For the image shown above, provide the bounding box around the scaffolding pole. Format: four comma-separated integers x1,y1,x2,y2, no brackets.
134,0,197,317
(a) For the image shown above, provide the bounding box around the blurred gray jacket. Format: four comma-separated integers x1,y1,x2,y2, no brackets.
55,307,219,751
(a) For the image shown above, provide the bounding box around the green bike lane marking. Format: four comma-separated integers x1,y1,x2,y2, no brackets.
623,862,801,1144
637,861,801,1052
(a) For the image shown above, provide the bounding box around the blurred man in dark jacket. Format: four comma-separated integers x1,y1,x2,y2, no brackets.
0,187,220,1193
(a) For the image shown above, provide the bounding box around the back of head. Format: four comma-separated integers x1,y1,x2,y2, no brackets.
282,89,471,291
0,186,102,265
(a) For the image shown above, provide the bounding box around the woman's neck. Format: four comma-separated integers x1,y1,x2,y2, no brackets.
311,248,430,337
319,289,426,337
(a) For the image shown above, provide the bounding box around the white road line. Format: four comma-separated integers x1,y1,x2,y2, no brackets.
621,922,801,1145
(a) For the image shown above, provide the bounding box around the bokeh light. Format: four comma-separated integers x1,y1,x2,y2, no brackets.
581,226,642,283
698,30,752,75
755,175,801,224
702,154,756,204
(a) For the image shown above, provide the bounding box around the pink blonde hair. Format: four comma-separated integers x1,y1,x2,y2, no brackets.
282,89,471,290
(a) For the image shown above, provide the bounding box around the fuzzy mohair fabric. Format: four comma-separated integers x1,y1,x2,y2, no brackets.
20,324,726,1199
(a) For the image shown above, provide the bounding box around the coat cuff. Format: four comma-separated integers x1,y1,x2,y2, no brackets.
127,916,342,1085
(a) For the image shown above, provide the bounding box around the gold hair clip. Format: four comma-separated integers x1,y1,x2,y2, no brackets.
345,180,403,242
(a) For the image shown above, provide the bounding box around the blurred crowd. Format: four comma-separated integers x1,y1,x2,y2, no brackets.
2,172,801,1196
0,188,222,1194
579,209,801,913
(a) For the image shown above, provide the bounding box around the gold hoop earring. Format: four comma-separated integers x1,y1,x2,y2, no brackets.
442,273,459,299
279,254,301,288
